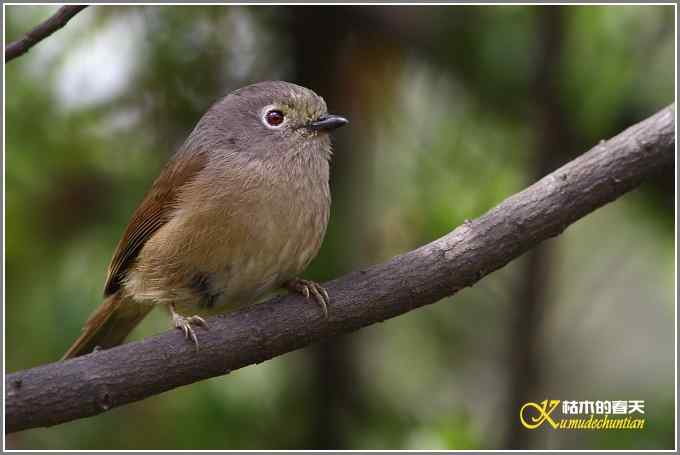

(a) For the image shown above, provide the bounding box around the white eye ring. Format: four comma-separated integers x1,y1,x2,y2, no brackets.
261,105,286,129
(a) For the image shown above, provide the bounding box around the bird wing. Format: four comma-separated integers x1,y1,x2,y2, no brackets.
104,151,208,296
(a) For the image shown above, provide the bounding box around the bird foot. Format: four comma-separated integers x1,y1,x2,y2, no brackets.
285,278,329,319
170,305,208,352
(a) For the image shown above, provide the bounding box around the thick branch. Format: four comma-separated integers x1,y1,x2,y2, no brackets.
5,5,88,63
5,104,675,433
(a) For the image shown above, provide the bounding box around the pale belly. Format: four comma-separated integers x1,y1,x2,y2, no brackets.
123,188,329,316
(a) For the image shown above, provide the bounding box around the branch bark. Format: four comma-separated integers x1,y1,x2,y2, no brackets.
5,104,675,434
5,5,88,63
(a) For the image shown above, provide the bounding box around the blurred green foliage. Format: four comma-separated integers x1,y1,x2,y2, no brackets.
4,5,675,450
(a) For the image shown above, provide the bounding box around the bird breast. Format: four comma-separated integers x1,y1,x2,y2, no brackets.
125,153,331,315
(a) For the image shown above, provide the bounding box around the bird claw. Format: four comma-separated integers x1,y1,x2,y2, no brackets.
286,278,330,319
171,309,208,352
187,315,208,328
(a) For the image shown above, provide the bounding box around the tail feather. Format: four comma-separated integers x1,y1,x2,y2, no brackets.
62,294,152,360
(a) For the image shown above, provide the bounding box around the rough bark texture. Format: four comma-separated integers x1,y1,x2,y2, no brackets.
5,104,675,433
5,5,88,63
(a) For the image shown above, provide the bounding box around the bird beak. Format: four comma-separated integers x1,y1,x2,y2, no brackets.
309,114,349,132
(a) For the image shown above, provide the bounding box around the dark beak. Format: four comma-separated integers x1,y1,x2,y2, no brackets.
309,114,349,132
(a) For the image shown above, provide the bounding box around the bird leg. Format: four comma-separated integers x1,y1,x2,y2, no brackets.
170,303,208,351
285,278,330,319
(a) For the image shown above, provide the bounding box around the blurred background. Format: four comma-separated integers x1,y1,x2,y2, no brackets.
4,4,675,450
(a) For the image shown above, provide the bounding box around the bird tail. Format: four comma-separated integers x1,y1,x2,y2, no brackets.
62,293,153,360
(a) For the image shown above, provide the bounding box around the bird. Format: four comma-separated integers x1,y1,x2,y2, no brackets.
62,81,348,359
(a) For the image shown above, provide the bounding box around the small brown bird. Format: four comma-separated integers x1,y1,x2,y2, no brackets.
63,81,348,359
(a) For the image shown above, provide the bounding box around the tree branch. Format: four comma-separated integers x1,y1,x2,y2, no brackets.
5,5,88,63
5,104,675,433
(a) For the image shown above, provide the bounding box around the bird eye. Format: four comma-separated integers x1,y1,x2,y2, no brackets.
264,110,285,127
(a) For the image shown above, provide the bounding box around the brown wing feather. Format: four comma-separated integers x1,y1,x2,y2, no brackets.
104,151,208,296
